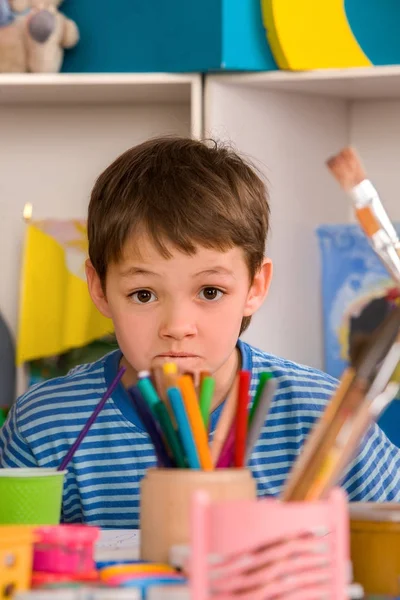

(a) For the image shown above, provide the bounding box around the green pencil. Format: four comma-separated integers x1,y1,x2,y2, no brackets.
199,376,215,430
248,372,272,426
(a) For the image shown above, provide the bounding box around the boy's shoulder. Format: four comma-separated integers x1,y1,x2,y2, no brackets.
16,350,119,415
240,340,338,400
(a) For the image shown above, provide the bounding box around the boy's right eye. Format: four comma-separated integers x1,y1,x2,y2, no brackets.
130,290,157,304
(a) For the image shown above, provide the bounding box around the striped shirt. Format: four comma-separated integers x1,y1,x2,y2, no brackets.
1,339,400,527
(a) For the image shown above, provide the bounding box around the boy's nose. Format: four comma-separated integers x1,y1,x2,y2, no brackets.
159,307,197,340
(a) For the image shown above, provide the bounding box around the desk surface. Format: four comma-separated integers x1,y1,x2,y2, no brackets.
94,529,363,600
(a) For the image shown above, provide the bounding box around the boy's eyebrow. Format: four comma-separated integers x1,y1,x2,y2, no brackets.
194,267,235,278
120,266,161,278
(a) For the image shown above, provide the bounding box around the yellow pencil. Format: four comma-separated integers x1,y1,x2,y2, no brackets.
178,374,214,470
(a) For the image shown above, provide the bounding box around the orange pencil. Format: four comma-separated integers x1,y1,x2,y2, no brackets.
178,375,214,470
234,370,250,467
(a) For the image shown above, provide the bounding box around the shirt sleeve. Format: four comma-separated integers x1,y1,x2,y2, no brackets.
0,402,37,468
342,422,400,501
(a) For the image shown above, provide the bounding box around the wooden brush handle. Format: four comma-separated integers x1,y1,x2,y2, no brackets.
282,369,355,501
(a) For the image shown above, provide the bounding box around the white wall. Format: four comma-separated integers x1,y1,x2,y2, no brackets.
0,102,191,337
205,81,350,370
350,100,400,221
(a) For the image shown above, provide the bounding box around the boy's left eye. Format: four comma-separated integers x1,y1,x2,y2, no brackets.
198,287,224,301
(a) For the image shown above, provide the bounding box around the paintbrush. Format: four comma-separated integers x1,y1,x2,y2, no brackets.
326,147,400,283
311,380,400,500
283,305,400,501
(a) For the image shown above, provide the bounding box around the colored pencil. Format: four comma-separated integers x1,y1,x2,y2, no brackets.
137,373,160,412
245,377,277,463
199,375,215,431
167,386,201,469
58,367,125,471
210,374,239,463
128,386,173,468
152,400,187,468
248,372,272,426
234,370,250,467
216,424,235,468
137,373,186,468
178,374,214,470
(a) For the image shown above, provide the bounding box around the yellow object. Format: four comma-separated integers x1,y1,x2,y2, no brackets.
17,221,112,365
261,0,371,70
0,526,35,599
351,516,400,596
101,563,176,580
163,362,178,375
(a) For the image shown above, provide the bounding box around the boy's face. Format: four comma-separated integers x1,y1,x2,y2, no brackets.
87,234,272,378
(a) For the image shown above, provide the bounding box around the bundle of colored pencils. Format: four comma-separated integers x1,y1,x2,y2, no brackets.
127,365,277,470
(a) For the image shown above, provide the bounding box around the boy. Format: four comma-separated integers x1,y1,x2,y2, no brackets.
1,136,400,528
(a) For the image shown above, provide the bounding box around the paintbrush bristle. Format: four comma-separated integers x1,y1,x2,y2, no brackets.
326,147,367,191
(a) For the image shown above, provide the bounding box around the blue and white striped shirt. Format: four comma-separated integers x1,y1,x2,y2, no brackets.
1,339,400,527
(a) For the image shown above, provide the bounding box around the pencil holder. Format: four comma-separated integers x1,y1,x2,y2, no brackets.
140,468,256,562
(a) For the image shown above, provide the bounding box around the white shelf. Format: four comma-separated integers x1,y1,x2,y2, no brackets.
210,66,400,99
0,73,201,105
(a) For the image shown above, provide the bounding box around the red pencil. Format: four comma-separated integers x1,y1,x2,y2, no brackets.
234,370,250,467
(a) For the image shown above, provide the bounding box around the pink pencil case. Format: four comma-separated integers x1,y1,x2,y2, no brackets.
33,525,100,574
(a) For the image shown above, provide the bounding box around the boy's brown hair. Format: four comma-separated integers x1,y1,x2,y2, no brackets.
88,136,270,334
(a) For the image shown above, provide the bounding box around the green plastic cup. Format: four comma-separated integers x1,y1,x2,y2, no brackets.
0,468,66,525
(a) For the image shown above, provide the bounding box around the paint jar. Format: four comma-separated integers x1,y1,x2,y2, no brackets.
140,468,256,562
350,503,400,596
33,525,99,574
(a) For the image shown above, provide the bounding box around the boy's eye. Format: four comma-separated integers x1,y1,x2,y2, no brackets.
130,290,157,304
199,287,224,301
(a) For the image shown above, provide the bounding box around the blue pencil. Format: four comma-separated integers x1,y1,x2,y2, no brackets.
167,386,201,470
128,386,174,468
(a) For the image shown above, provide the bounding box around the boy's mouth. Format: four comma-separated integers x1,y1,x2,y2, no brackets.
157,352,199,358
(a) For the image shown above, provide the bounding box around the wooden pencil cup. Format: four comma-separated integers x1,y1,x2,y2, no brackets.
140,467,256,562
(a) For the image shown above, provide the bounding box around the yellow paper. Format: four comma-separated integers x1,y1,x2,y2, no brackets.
17,221,112,365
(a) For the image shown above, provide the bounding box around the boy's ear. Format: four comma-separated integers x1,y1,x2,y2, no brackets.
85,259,112,319
243,257,273,317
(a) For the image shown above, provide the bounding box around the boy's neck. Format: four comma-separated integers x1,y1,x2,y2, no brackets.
119,347,241,412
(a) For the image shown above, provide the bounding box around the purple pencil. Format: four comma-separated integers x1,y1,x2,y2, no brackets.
58,367,125,471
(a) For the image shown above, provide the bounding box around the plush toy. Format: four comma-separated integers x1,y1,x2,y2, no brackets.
0,0,79,73
25,0,80,73
0,0,26,72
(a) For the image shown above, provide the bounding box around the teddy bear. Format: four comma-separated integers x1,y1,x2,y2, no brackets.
0,0,79,73
0,0,26,72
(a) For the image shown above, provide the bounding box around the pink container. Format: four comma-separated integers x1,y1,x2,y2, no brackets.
190,487,349,600
33,525,100,574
